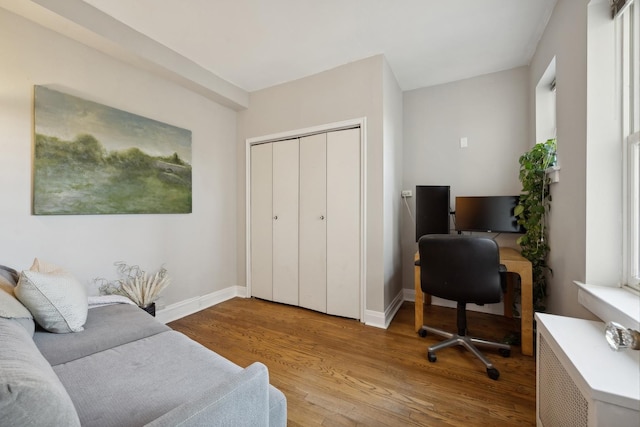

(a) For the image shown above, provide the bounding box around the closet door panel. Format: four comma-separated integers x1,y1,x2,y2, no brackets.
326,128,361,319
272,139,299,305
250,143,273,300
299,133,327,313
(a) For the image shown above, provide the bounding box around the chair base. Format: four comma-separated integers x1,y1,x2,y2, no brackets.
420,325,511,380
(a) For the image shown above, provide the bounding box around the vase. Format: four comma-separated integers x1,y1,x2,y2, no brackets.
140,303,156,317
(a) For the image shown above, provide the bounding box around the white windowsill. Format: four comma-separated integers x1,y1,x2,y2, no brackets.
574,281,640,330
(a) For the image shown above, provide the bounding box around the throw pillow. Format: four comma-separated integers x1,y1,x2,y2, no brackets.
15,259,88,333
0,264,18,286
0,281,35,336
0,317,81,426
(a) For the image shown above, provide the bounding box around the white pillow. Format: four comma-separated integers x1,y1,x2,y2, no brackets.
15,259,88,333
0,282,30,318
0,282,35,336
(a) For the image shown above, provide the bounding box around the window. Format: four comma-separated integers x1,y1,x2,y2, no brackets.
536,58,557,144
620,1,640,291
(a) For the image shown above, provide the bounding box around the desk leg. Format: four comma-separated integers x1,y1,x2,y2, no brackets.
519,266,534,356
414,264,423,332
415,263,433,333
503,276,514,319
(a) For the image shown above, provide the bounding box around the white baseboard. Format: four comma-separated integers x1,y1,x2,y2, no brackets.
404,288,416,302
156,285,408,329
404,287,505,315
363,289,404,329
156,285,247,324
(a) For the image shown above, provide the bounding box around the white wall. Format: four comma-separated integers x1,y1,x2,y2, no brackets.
382,59,404,308
0,9,238,308
585,0,623,286
237,55,397,315
529,0,600,319
402,67,530,313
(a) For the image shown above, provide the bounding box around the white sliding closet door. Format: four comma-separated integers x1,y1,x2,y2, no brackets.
272,139,299,305
299,133,327,313
250,126,361,320
326,128,360,319
250,143,273,300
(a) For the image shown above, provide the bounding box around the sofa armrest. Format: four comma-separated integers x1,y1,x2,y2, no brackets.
145,362,270,427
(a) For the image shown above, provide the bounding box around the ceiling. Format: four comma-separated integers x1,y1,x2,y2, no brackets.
1,0,557,107
77,0,557,93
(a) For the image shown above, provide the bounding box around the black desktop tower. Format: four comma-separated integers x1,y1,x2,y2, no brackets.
415,185,450,241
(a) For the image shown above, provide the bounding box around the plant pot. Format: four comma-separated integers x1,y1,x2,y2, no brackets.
140,303,156,317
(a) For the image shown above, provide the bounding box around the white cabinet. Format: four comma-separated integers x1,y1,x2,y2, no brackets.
250,128,361,319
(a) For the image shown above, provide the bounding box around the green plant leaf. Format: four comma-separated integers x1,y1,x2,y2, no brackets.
517,138,555,313
514,204,524,216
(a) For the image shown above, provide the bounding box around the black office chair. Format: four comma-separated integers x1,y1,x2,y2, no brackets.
418,234,511,380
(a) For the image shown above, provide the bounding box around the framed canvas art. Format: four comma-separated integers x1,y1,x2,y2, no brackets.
33,86,192,215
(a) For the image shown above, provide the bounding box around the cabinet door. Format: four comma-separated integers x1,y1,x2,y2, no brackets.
299,133,327,313
326,128,360,319
250,143,273,300
272,139,299,305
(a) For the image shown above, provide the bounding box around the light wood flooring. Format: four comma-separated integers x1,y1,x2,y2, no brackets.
169,298,536,426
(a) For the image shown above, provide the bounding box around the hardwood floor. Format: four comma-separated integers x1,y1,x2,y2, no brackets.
169,298,536,426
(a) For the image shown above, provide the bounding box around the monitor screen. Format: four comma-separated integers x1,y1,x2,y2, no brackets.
455,196,524,234
415,185,450,241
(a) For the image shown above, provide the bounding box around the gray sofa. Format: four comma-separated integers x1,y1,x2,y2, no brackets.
0,265,287,426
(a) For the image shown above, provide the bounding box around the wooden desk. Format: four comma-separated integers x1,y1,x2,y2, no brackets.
414,247,533,356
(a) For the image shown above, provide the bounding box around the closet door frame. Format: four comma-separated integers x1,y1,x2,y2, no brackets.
246,117,367,322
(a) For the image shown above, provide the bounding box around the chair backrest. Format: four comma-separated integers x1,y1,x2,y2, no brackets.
419,234,502,304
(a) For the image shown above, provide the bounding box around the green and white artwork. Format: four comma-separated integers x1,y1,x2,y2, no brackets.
33,86,192,215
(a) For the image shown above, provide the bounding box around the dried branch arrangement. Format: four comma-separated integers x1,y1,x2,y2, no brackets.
97,262,170,308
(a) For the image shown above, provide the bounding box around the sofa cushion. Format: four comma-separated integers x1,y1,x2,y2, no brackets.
268,385,288,427
0,280,35,336
34,303,170,366
146,362,275,427
0,317,81,427
53,330,265,427
15,259,88,333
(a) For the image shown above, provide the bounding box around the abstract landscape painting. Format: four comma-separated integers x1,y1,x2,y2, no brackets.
33,86,192,215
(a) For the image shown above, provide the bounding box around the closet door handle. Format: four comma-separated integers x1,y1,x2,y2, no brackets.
273,215,278,220
320,215,325,220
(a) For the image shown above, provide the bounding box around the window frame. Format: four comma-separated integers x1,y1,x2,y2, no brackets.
626,131,640,290
621,1,640,291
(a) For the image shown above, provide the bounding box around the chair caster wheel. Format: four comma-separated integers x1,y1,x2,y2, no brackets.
418,329,427,338
427,352,437,363
487,368,500,380
499,348,511,357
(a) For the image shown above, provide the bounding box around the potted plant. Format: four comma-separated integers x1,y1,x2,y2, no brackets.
514,138,556,312
97,262,170,316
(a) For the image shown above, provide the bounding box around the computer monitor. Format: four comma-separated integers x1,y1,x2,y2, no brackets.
415,185,450,241
455,196,524,234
